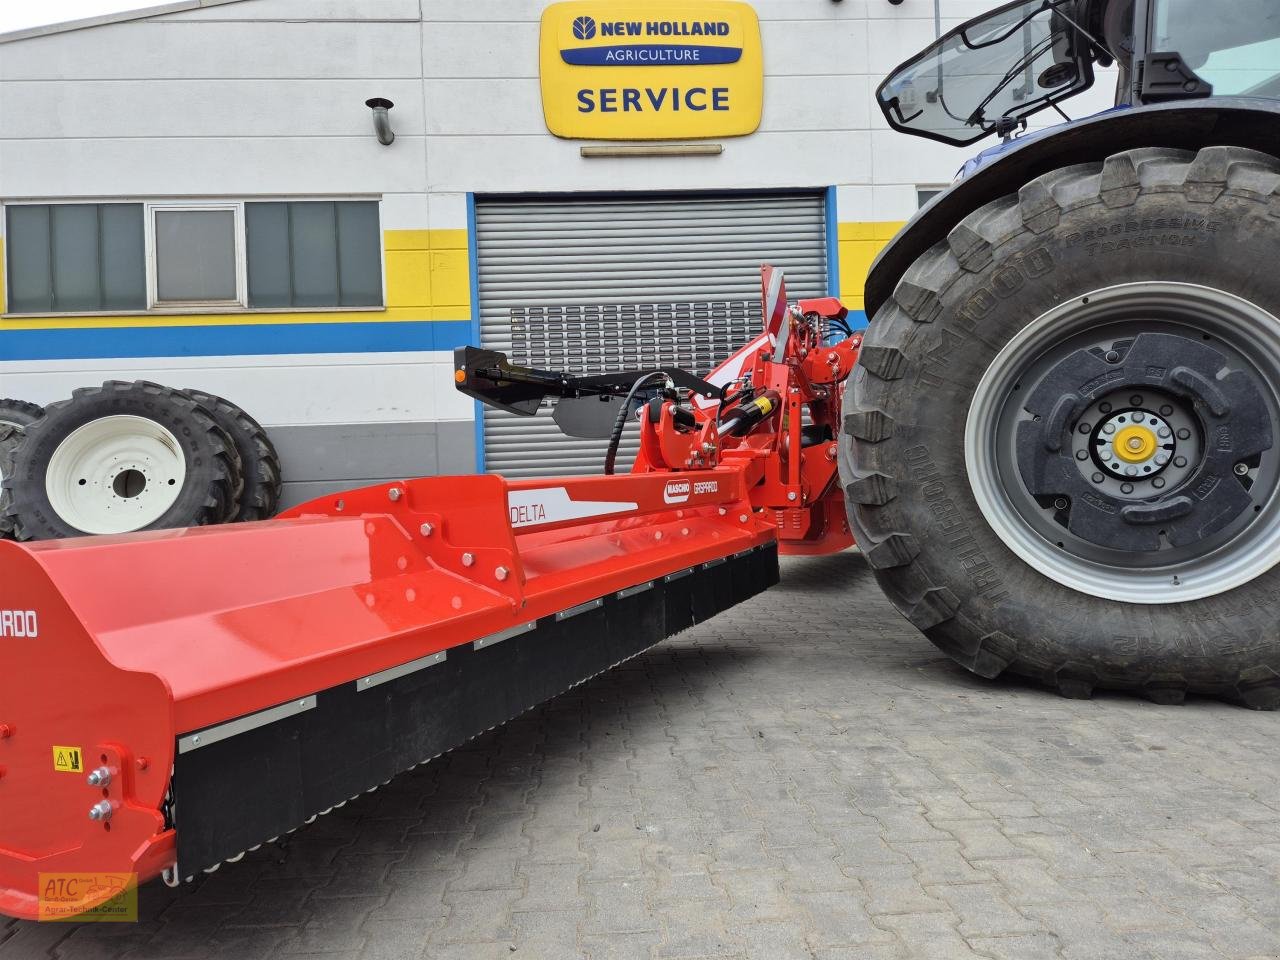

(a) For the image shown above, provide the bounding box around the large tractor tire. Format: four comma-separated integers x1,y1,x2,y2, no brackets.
3,381,241,539
0,425,24,539
0,402,40,539
842,146,1280,709
185,390,282,522
0,398,43,429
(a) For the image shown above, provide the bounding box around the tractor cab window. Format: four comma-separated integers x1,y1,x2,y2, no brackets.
876,0,1096,146
1152,0,1280,97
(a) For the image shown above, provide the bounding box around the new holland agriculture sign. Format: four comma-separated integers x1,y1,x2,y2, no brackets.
539,1,764,140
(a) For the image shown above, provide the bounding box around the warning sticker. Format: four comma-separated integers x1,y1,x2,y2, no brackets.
53,746,84,773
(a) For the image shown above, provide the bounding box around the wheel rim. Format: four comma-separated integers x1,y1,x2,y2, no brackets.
45,415,187,535
966,282,1280,604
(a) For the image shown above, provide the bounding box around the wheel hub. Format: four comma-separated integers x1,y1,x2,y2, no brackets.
966,282,1280,604
1017,330,1271,555
1109,422,1160,466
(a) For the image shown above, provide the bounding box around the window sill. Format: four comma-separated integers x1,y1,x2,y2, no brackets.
2,305,388,320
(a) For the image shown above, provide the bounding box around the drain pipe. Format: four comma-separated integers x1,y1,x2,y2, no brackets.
365,98,396,146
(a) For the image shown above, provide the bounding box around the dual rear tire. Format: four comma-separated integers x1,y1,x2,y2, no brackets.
2,382,281,539
0,399,45,539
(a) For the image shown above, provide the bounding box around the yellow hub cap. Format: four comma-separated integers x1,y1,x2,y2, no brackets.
1114,425,1157,463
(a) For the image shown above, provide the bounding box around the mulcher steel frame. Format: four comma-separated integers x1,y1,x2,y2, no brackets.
0,266,859,920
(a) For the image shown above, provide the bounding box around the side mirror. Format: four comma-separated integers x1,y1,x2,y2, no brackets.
1038,62,1079,89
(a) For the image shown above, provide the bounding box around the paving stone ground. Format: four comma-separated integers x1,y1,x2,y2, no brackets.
5,552,1280,960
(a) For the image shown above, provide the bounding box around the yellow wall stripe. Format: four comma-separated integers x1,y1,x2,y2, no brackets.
1,229,471,331
2,221,904,331
838,221,907,312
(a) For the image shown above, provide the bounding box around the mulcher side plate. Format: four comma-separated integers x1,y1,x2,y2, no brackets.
173,543,778,874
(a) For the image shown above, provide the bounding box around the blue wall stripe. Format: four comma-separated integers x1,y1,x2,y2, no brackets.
467,192,486,474
0,319,474,362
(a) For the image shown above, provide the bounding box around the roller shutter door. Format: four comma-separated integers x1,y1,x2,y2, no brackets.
475,191,828,478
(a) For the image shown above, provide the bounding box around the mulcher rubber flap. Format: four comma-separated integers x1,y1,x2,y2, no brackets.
172,544,779,875
1016,332,1273,551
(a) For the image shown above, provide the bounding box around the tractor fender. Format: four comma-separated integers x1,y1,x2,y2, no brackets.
865,98,1280,318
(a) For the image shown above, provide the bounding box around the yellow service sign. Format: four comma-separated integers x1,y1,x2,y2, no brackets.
539,1,764,140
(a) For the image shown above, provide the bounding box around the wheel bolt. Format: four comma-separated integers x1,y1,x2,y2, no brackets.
1235,463,1250,476
1054,497,1068,510
1153,477,1166,489
1174,456,1188,468
1078,423,1091,434
1158,427,1171,439
1076,450,1088,461
1133,412,1145,424
1092,473,1105,484
1160,405,1174,417
1121,483,1135,494
1103,424,1116,435
1130,395,1144,406
1105,351,1121,363
1099,402,1113,413
1177,428,1191,440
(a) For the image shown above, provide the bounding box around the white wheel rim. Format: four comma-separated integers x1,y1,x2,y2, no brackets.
966,282,1280,605
45,415,187,534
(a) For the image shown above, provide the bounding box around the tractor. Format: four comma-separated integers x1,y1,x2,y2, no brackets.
846,0,1280,708
4,0,1280,921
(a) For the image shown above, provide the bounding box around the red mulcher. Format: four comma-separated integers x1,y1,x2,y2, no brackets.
0,266,859,920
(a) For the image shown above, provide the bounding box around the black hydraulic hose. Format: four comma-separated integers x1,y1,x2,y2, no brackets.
604,372,669,475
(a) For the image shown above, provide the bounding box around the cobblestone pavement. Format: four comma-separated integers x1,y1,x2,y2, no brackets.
5,552,1280,960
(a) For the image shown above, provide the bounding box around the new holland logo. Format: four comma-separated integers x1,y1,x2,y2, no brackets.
560,16,741,67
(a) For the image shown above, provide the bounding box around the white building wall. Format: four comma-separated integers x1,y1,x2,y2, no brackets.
0,0,1067,223
0,0,1119,500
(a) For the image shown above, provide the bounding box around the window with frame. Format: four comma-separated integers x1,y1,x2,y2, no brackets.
246,201,383,309
5,203,147,313
917,187,947,209
3,199,383,314
152,206,241,305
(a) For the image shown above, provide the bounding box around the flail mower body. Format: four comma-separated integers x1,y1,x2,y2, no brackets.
0,267,859,920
